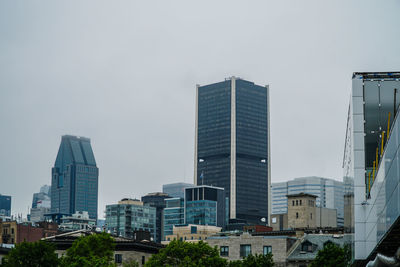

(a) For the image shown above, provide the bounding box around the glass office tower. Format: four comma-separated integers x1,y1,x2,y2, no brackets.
163,198,184,239
105,199,156,240
185,185,225,228
0,194,11,216
194,77,270,224
141,192,171,243
50,135,99,221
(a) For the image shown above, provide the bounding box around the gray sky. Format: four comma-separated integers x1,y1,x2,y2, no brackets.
1,0,399,219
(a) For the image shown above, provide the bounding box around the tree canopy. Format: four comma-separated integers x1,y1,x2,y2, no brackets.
59,232,115,267
1,240,59,267
145,240,274,267
144,240,227,267
309,242,351,267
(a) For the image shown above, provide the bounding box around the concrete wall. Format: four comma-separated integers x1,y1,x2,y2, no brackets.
206,232,291,266
316,208,337,228
56,250,155,267
287,196,316,229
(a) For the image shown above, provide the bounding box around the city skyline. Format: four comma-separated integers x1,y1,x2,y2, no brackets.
1,0,400,218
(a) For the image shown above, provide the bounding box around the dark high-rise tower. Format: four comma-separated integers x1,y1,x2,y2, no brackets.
50,135,98,221
194,77,270,224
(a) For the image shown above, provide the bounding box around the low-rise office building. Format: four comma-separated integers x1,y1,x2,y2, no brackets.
105,199,156,241
163,224,221,244
163,197,184,239
185,185,226,228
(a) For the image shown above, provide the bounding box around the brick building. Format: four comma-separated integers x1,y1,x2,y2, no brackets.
0,221,58,244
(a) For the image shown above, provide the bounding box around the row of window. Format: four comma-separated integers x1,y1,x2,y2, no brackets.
219,245,272,257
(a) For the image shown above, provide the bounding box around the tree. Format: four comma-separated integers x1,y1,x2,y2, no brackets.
2,240,59,267
59,232,115,267
241,253,274,267
144,240,228,267
122,260,139,267
309,242,350,267
229,254,274,267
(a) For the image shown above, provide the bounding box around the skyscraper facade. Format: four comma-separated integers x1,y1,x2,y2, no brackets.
50,135,99,221
163,198,184,239
271,176,345,226
185,185,226,228
0,194,11,217
162,182,194,198
141,192,171,243
194,77,270,224
105,199,156,240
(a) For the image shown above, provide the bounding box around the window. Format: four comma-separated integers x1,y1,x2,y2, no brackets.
115,254,122,263
299,200,302,206
272,217,277,224
11,228,14,234
240,244,251,258
263,246,272,255
301,241,313,252
292,200,295,206
310,213,313,219
142,256,145,264
296,212,299,219
220,246,229,256
296,200,298,206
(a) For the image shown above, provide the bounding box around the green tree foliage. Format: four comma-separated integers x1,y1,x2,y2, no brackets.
2,240,59,267
144,240,227,267
122,259,139,267
59,232,115,267
309,242,351,267
229,254,274,267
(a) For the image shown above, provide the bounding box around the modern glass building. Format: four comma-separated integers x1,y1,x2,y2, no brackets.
343,72,400,263
50,135,99,221
0,194,11,216
184,185,225,228
194,77,270,224
271,176,345,226
163,183,194,198
141,192,171,243
105,199,156,240
32,185,51,209
163,198,184,239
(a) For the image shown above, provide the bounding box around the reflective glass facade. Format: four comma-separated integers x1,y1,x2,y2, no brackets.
50,135,99,221
105,203,156,240
141,193,171,243
163,198,184,239
344,72,400,260
162,183,194,198
195,77,270,224
184,186,225,227
0,194,11,216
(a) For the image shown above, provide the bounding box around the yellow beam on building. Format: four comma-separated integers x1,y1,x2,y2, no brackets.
381,131,385,156
387,112,391,141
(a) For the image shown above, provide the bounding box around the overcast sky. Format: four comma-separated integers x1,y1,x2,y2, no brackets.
1,0,400,218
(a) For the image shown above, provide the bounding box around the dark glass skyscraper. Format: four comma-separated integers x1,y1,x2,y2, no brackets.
0,194,11,216
50,135,99,221
194,77,270,224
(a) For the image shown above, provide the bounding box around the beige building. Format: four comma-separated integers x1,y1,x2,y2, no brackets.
206,232,297,267
271,193,337,230
162,224,221,244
